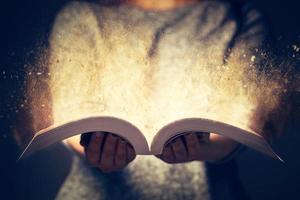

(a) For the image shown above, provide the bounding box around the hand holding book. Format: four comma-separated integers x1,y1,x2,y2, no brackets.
156,132,239,164
80,131,239,172
80,132,135,172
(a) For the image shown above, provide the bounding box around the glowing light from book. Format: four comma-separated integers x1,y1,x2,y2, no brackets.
24,19,286,145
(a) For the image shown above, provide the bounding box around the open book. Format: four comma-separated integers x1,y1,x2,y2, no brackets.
20,116,282,161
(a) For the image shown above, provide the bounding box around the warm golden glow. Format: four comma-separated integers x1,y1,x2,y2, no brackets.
24,7,286,145
50,48,280,144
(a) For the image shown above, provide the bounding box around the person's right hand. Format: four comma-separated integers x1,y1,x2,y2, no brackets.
80,132,136,173
156,132,238,163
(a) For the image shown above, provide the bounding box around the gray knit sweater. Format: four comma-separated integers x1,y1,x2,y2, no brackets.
47,1,269,199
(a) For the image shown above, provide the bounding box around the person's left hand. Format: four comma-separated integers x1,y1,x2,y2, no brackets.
156,132,239,163
80,132,136,172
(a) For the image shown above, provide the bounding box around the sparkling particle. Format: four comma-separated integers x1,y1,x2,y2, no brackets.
292,45,300,52
251,55,256,62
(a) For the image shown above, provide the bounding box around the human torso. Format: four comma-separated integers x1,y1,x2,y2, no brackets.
51,1,250,200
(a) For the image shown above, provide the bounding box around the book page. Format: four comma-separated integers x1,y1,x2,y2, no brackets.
20,117,150,159
150,118,282,160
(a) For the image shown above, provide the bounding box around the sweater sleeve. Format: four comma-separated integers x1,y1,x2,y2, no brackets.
226,2,271,69
226,3,288,141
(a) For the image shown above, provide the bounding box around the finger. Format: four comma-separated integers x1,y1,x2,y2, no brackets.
185,133,201,161
114,139,127,170
86,132,104,166
197,132,210,143
126,144,136,163
208,133,238,161
171,136,188,162
80,132,92,147
100,133,118,172
161,145,175,163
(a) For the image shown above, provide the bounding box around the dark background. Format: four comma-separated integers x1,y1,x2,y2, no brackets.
0,0,300,199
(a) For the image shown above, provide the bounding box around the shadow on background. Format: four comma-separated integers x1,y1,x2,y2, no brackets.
14,144,73,200
0,0,299,199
